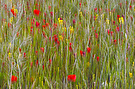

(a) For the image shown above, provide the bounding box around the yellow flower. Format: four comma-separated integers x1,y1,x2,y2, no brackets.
59,35,63,40
62,27,66,32
16,64,18,69
76,85,78,89
58,18,63,25
66,39,68,43
8,52,12,57
42,81,43,86
129,72,132,78
9,43,11,47
133,62,134,67
69,26,74,33
119,17,124,24
106,19,109,24
80,11,82,16
95,14,98,20
10,17,13,23
14,9,18,14
109,12,112,16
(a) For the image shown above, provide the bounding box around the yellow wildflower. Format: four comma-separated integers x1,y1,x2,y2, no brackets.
119,17,124,24
62,27,66,32
95,14,98,20
8,52,12,57
9,43,11,47
58,18,63,25
129,72,132,78
10,17,13,23
106,19,109,24
80,11,82,16
42,81,43,86
109,12,112,16
16,64,18,69
66,39,68,43
59,35,63,40
133,62,134,67
69,26,74,33
76,85,78,89
14,9,18,14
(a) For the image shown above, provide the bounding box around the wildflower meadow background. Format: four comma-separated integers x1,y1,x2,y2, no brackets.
0,0,135,88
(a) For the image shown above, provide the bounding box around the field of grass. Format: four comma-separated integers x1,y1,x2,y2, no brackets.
0,0,135,88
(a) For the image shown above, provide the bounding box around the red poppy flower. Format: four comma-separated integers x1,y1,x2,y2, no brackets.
46,23,49,27
117,15,120,20
95,33,98,39
73,19,76,24
42,31,46,38
129,5,132,10
57,41,60,45
114,39,117,44
17,32,19,37
36,60,38,66
80,50,83,56
36,21,40,27
34,9,40,16
107,29,110,35
87,47,91,53
69,42,72,46
48,6,51,10
49,59,52,64
42,65,44,70
24,52,26,58
97,56,99,62
19,48,21,52
111,31,113,36
54,37,58,42
11,75,17,83
11,9,16,16
8,23,11,28
50,12,53,17
94,8,97,12
40,47,44,53
67,74,76,82
79,2,81,7
35,51,38,55
69,46,72,52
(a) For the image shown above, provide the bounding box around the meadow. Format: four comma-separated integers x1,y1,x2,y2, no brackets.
0,0,135,88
